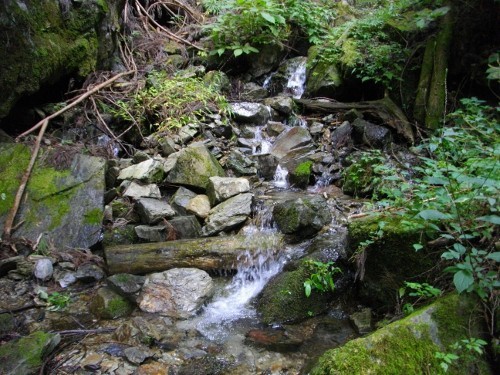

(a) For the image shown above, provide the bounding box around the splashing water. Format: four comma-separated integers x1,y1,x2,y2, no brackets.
252,126,272,155
273,165,289,189
196,240,284,341
285,59,307,99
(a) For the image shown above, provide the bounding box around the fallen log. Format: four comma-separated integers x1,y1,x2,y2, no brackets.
295,96,414,144
104,233,284,275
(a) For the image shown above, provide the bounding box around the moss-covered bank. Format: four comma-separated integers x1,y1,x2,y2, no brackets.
310,294,491,375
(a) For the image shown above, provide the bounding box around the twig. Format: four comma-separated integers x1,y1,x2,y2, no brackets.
3,70,135,241
16,70,135,140
50,328,116,336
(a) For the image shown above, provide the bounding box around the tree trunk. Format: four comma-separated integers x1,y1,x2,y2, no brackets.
414,6,453,130
104,233,283,275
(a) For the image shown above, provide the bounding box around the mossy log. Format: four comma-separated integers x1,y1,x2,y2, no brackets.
296,96,414,143
104,233,283,275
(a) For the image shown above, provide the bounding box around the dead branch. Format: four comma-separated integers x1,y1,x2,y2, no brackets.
16,70,135,140
2,70,134,241
135,0,204,51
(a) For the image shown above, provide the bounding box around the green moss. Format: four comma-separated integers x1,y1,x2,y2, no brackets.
84,208,103,225
311,294,491,375
0,331,58,372
290,160,313,188
257,260,331,324
107,297,133,319
348,213,439,308
311,321,442,375
294,160,313,177
0,144,75,230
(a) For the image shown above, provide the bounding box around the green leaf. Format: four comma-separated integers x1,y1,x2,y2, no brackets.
417,209,450,220
261,11,275,24
477,215,500,225
413,244,424,251
486,252,500,262
233,48,243,57
453,270,474,293
304,281,312,297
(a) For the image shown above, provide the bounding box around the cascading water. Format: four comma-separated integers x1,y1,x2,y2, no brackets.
194,204,284,342
273,164,289,189
285,58,307,99
252,126,272,155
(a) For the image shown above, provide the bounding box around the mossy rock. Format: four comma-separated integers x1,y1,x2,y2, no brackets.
305,45,343,98
0,0,111,117
348,214,439,310
289,160,313,189
90,287,134,320
310,294,491,375
0,143,105,249
0,331,60,375
256,260,332,324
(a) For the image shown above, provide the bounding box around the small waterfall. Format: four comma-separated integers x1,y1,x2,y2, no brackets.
196,213,283,341
273,165,289,189
285,58,307,99
310,170,334,192
252,126,272,155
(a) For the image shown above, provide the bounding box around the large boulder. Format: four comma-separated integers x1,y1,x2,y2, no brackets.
202,193,253,236
270,127,313,160
230,102,271,125
347,214,439,310
0,144,105,249
273,196,332,239
310,294,491,375
305,45,343,97
166,143,225,191
138,268,214,318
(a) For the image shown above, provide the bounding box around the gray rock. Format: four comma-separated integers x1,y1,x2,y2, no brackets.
186,195,211,219
353,118,392,149
264,95,295,115
170,187,198,215
160,137,178,156
90,287,133,320
273,196,332,238
267,121,287,136
75,264,106,283
122,181,161,199
123,346,154,365
350,308,372,335
270,127,313,160
331,121,353,149
168,216,203,239
254,153,280,180
241,82,268,101
309,122,324,135
230,102,271,125
135,225,168,242
102,225,139,247
135,198,176,224
57,272,77,288
203,70,231,93
206,177,251,206
133,150,150,164
118,158,164,183
226,149,258,176
34,258,53,281
202,193,253,236
107,273,146,300
179,124,199,144
139,268,214,318
249,44,283,78
166,143,225,190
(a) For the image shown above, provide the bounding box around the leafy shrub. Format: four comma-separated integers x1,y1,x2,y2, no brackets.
206,0,288,57
107,70,231,131
363,98,499,334
303,260,342,297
